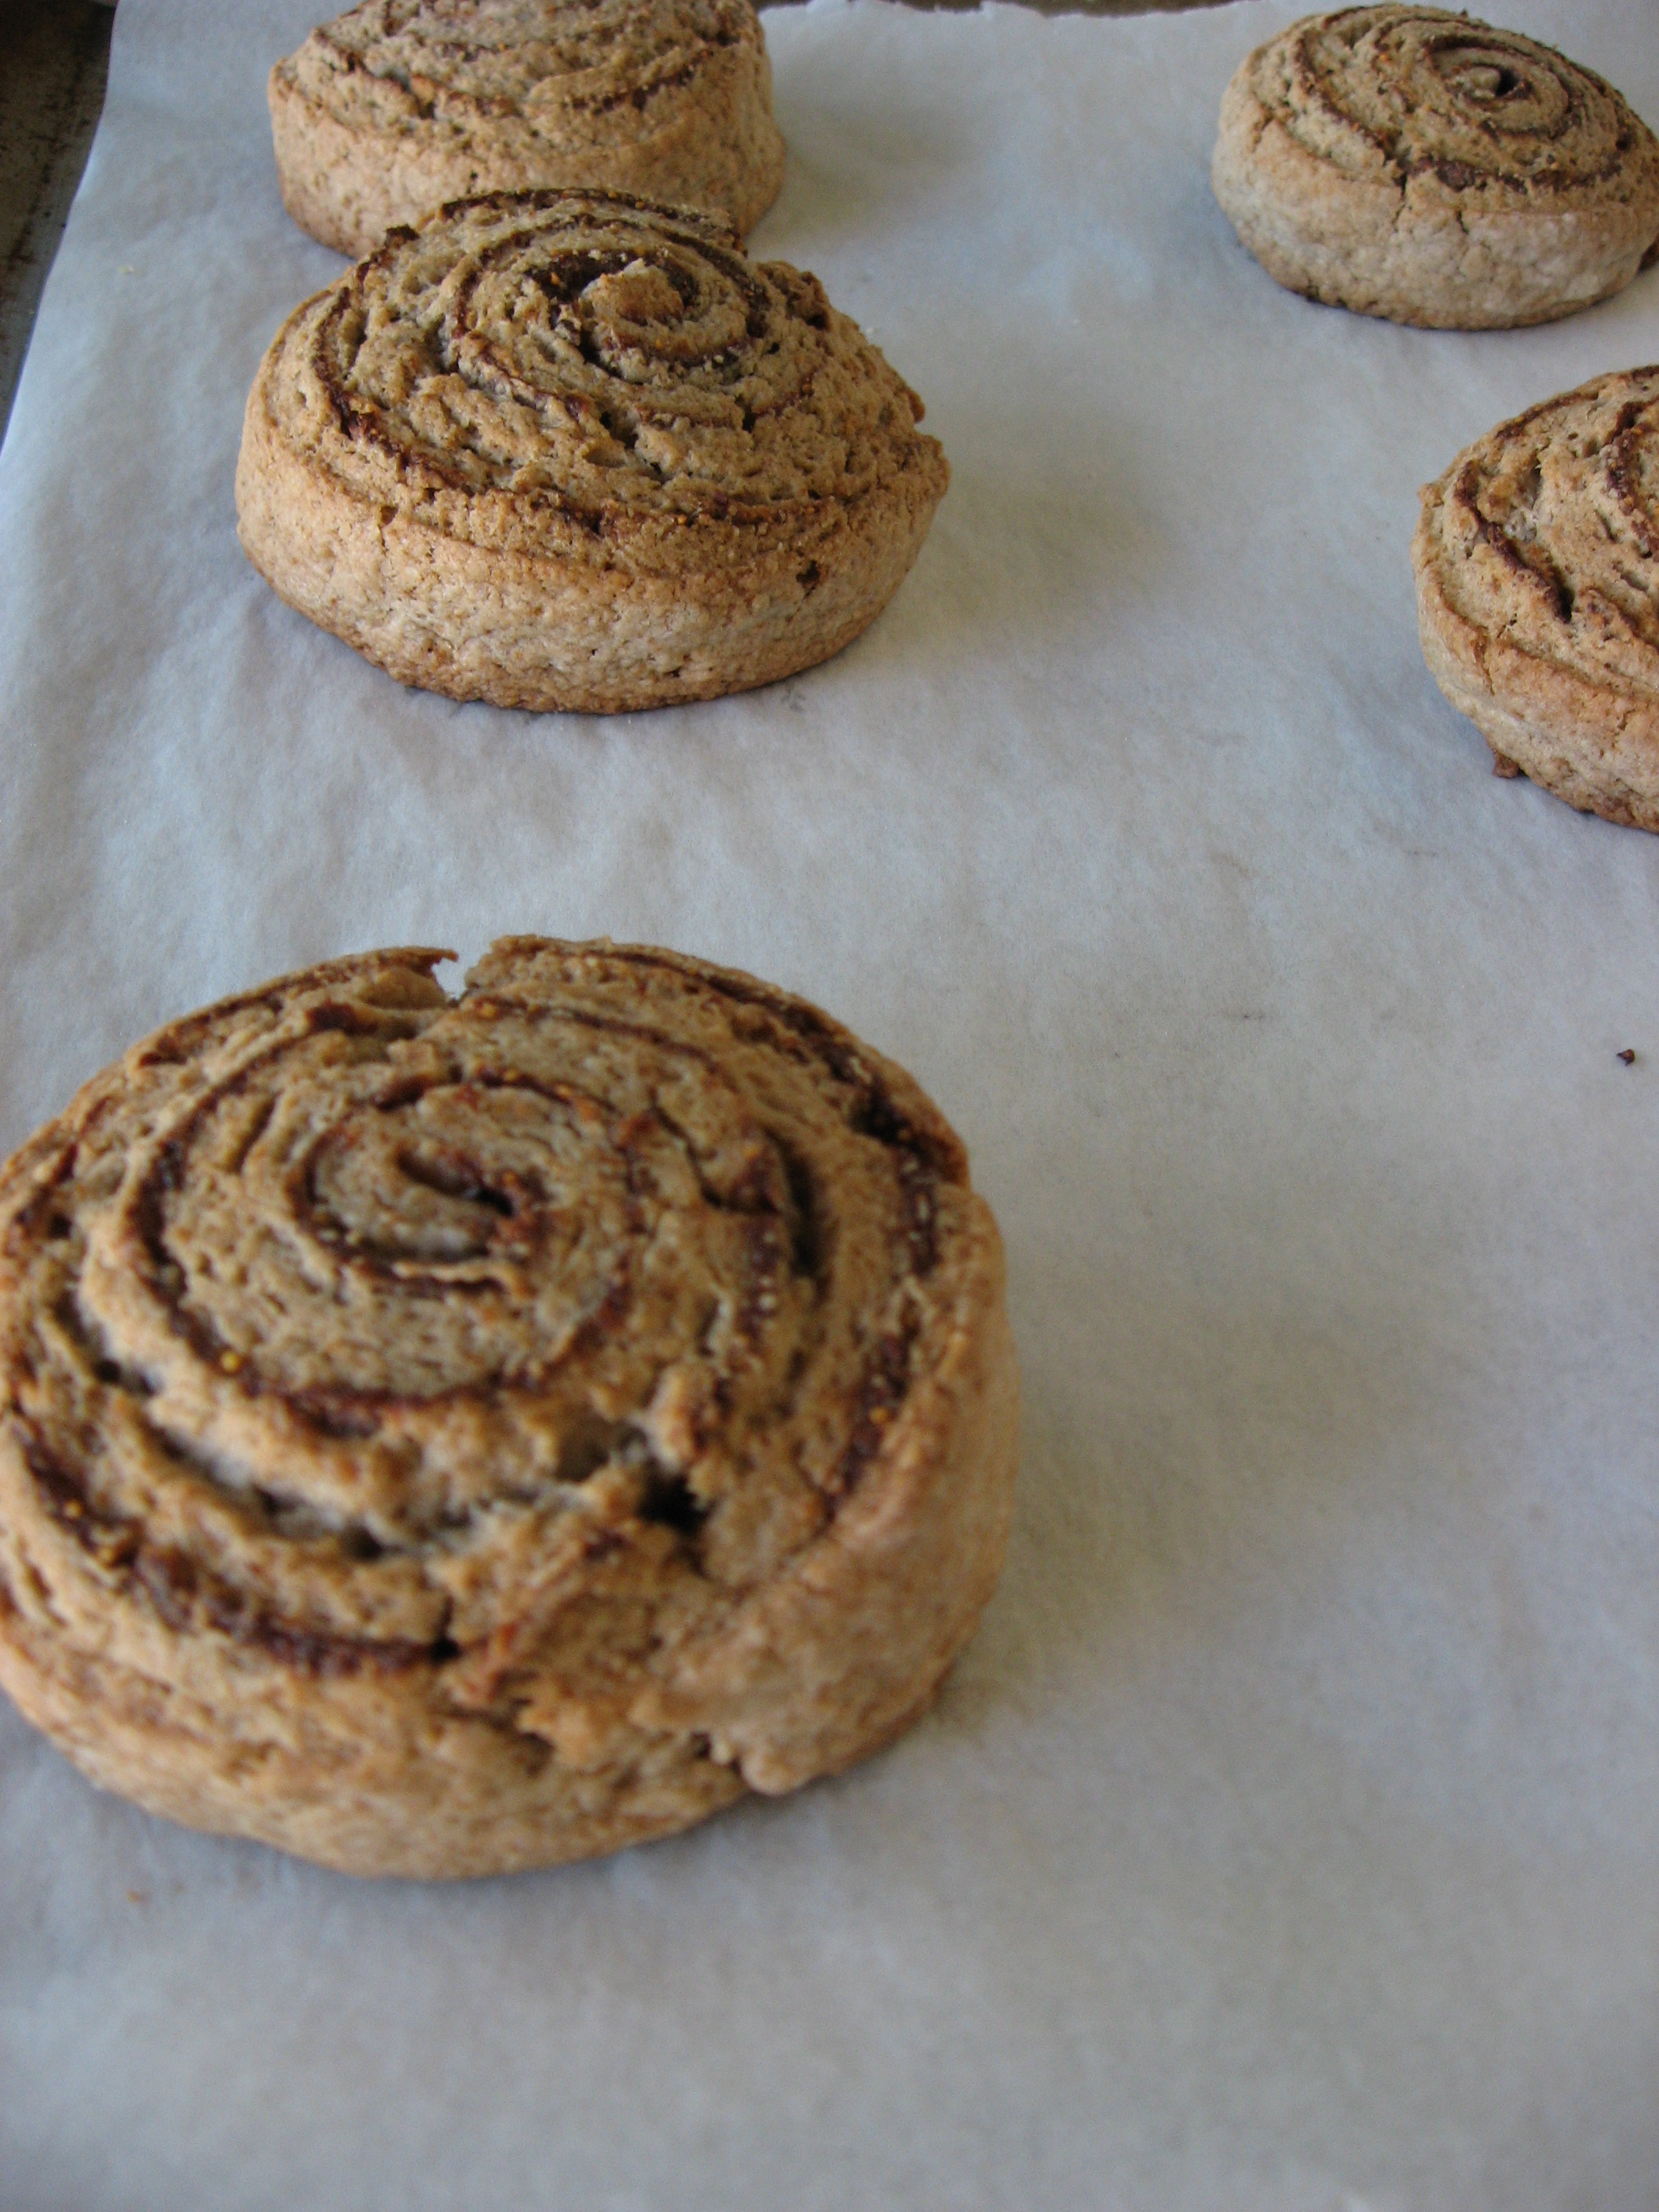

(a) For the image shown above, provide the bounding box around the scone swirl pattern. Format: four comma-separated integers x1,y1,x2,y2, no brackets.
1212,7,1659,327
271,0,786,255
235,192,950,712
1413,367,1659,830
0,942,1017,1877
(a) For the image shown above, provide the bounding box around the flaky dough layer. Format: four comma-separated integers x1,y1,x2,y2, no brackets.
235,191,949,713
0,941,1019,1877
1413,366,1659,830
270,0,786,256
1213,6,1659,328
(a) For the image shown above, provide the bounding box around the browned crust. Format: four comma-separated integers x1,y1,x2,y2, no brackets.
1414,504,1659,830
1211,7,1659,328
0,940,1019,1877
268,5,785,256
233,196,950,714
234,351,947,713
1411,370,1659,830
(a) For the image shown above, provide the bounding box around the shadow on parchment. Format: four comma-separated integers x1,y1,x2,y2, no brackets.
929,1199,1467,1744
849,394,1166,690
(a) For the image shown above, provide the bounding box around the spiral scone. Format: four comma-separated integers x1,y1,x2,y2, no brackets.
1212,7,1659,328
0,941,1018,1877
1413,368,1659,830
236,192,950,713
270,0,786,257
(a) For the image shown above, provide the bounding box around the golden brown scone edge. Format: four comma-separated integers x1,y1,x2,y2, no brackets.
1212,6,1659,328
235,192,949,714
1412,366,1659,829
269,0,786,257
0,940,1018,1877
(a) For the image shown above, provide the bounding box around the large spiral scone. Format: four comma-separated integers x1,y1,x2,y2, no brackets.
1413,368,1659,832
270,0,786,257
1212,7,1659,328
0,940,1018,1877
236,192,949,713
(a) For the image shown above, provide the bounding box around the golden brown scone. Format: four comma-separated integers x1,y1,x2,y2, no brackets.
270,0,786,257
1212,7,1659,328
235,190,949,714
1413,366,1659,830
0,940,1019,1879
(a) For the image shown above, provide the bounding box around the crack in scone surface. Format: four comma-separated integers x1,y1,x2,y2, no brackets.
0,943,965,1706
266,191,930,555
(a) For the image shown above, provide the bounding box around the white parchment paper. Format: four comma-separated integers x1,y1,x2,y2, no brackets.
3,2,1659,2203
